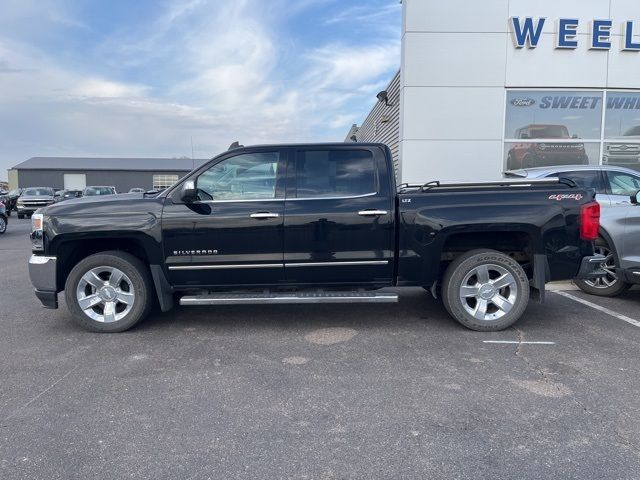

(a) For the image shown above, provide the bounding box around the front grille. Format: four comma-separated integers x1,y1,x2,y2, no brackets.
21,201,51,207
607,144,640,155
538,143,584,151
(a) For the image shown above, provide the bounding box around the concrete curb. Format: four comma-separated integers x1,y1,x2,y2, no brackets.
546,281,580,291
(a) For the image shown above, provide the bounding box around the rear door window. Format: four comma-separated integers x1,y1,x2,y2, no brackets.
294,149,377,199
545,170,605,193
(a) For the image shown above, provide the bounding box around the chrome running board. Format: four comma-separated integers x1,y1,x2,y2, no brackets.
179,290,399,306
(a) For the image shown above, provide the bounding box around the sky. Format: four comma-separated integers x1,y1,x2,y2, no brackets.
0,0,401,181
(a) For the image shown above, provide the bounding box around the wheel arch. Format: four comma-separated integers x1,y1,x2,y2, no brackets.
597,227,616,252
53,235,173,312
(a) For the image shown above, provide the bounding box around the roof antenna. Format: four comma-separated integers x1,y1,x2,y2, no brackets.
228,141,244,151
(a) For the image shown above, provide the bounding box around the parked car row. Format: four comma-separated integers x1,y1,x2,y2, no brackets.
1,185,151,219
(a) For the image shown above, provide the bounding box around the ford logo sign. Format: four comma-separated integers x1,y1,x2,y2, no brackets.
511,98,536,107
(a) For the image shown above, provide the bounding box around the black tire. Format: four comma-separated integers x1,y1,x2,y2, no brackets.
64,251,154,332
6,209,10,217
574,237,631,297
442,249,530,331
506,152,517,171
0,215,6,234
17,214,24,219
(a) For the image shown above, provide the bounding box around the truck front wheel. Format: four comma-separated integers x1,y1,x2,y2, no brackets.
64,251,154,333
442,249,530,331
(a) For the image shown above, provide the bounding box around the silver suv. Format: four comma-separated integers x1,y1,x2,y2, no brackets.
506,165,640,296
505,165,640,207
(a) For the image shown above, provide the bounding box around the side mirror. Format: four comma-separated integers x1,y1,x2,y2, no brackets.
632,190,640,205
181,180,197,202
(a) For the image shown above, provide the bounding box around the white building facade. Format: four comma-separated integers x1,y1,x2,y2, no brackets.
353,0,640,183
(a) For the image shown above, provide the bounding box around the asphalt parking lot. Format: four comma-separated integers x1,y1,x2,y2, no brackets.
1,217,639,480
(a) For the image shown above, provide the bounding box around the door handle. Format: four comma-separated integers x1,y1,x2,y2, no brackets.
358,210,388,216
250,212,280,219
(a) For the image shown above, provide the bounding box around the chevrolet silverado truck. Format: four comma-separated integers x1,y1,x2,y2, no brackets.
28,143,604,333
18,187,56,219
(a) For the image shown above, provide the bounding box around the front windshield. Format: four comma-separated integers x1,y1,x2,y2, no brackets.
529,125,569,139
23,188,53,196
84,187,114,196
9,189,20,196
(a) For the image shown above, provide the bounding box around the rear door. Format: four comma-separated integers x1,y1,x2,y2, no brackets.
621,204,640,271
283,146,394,286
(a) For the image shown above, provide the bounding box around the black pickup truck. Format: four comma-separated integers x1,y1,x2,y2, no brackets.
28,143,603,333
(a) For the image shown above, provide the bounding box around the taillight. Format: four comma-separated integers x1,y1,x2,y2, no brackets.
580,202,600,241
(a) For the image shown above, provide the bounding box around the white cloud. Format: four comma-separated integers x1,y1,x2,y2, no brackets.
0,0,400,179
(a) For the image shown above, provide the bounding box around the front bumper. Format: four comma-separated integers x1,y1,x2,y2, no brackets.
28,255,58,309
603,155,640,165
576,255,608,280
17,206,39,215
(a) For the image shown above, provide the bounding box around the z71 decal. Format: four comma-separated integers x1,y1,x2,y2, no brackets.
549,193,584,201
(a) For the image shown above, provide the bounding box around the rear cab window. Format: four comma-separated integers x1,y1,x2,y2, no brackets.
293,149,378,199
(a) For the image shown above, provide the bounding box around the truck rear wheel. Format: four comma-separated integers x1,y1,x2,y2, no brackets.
64,251,153,332
442,249,529,331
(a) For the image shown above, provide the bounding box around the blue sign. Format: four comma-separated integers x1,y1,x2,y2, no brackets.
510,17,640,51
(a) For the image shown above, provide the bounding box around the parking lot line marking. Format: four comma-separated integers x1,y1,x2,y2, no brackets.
482,341,555,345
553,291,640,328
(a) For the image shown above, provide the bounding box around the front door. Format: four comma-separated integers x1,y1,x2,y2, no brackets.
162,149,286,288
283,146,394,286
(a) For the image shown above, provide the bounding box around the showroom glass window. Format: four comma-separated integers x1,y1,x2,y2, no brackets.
603,92,640,171
504,91,603,171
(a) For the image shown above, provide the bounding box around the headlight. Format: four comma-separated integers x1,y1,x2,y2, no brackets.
31,213,44,251
32,213,44,231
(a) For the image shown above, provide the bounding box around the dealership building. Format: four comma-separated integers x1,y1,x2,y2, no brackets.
349,0,640,183
8,157,206,192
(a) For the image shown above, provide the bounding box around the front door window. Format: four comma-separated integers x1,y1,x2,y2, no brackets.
196,152,280,201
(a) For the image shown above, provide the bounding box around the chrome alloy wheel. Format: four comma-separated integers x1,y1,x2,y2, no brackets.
584,245,618,289
76,266,135,323
459,264,518,321
0,217,6,233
